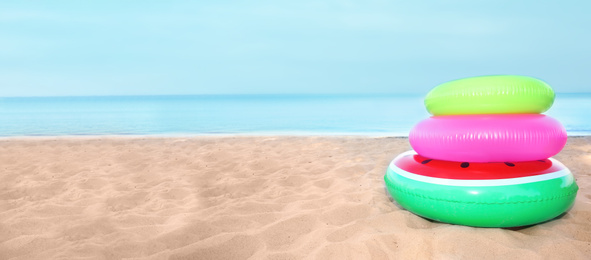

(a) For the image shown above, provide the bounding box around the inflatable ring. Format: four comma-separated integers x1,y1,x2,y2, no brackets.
409,114,567,162
425,75,555,116
384,151,578,228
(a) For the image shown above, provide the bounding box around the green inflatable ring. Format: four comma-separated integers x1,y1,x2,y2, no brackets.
384,151,578,228
425,75,555,116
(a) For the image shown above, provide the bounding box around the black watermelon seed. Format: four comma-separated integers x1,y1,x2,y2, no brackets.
421,159,432,164
460,162,470,168
504,162,515,167
537,160,546,162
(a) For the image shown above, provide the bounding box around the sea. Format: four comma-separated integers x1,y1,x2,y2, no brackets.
1,93,590,137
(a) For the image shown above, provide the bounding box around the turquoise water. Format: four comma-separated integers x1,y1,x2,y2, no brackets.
1,94,590,137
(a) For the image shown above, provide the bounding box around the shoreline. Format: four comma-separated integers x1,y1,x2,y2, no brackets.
1,132,590,140
1,136,589,259
0,133,411,141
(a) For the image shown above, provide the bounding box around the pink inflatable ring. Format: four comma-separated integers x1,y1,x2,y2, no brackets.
409,114,567,163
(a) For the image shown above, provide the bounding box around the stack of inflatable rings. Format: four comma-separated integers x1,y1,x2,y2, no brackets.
384,75,579,228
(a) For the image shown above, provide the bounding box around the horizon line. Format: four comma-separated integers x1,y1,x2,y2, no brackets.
2,91,590,99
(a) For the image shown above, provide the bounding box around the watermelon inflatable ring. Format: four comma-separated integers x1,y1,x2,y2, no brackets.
384,151,578,227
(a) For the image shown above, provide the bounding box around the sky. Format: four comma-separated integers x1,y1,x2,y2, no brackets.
1,0,590,97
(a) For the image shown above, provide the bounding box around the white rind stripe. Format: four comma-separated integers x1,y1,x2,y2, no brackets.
388,151,572,187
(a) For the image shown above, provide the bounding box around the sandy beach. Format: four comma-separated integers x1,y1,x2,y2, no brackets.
0,136,589,259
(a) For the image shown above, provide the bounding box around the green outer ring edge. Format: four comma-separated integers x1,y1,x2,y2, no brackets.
384,166,578,227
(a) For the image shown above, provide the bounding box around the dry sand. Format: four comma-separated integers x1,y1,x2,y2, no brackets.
0,136,590,259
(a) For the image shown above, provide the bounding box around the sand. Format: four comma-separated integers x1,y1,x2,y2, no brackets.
0,136,590,259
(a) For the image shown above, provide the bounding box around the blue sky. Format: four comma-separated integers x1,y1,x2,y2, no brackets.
1,0,590,97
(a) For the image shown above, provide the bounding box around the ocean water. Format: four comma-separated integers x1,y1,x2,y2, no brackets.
1,94,590,137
